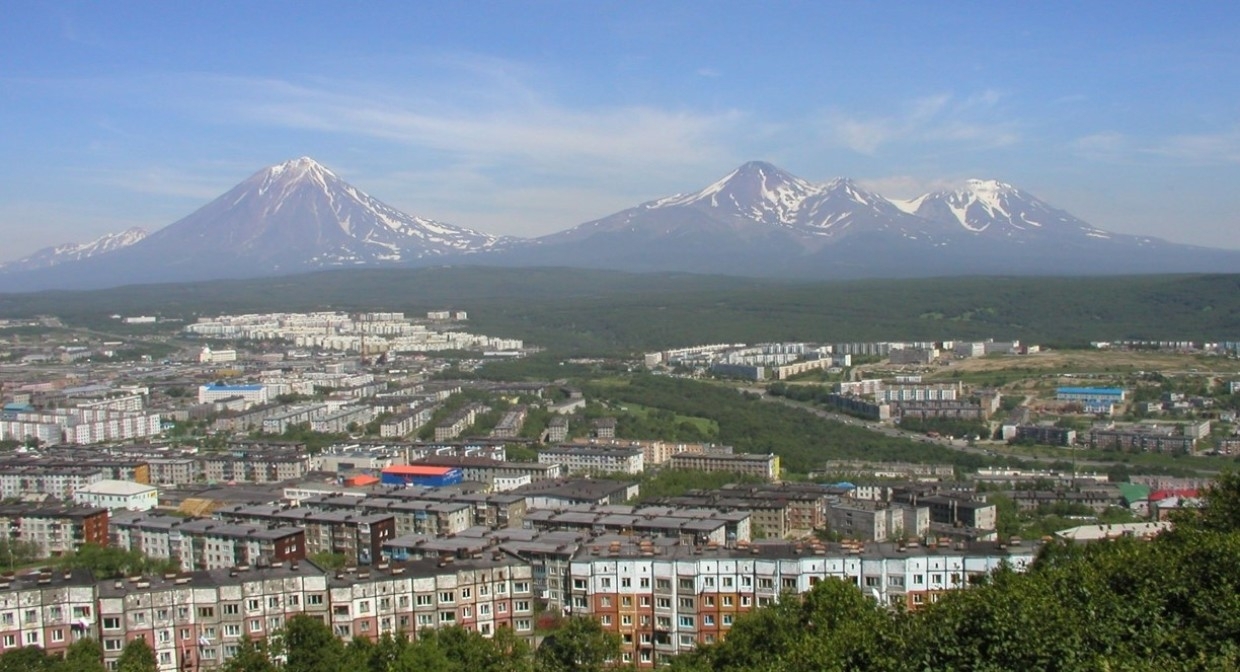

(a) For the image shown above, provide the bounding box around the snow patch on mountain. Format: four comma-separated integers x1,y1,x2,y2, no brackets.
0,227,148,272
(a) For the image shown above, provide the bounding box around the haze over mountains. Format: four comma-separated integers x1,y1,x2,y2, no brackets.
3,158,1237,291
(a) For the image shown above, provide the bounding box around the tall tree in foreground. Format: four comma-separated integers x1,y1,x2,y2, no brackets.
115,638,157,672
535,617,621,672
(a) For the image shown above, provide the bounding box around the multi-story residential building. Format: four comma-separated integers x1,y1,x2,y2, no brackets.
0,504,109,557
825,500,930,542
592,418,617,440
666,452,780,481
892,494,997,532
111,512,307,571
545,416,569,443
879,384,960,403
434,404,487,441
197,384,269,407
0,568,97,659
1088,427,1197,454
1014,424,1077,446
202,447,310,484
1057,387,1126,404
310,406,374,434
214,505,396,566
489,407,528,439
538,447,644,476
567,539,1036,668
0,466,107,500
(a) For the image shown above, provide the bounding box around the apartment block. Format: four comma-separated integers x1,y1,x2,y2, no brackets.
666,452,780,481
538,447,644,476
567,539,1035,668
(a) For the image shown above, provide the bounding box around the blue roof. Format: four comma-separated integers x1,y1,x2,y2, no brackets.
204,384,265,391
1057,387,1124,395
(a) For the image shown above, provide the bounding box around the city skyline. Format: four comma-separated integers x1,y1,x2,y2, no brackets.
3,2,1240,261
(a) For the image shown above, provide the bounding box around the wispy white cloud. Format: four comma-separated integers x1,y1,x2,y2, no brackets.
1072,126,1240,165
1149,126,1240,164
820,90,1019,155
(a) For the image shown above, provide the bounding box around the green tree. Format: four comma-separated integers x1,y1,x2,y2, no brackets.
0,647,57,672
535,616,620,672
280,614,345,672
60,638,106,672
115,638,157,672
220,635,277,672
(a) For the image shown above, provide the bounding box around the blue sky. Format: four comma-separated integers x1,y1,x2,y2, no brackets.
3,1,1240,261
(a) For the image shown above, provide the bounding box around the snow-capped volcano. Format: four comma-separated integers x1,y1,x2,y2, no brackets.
893,179,1118,241
145,157,509,266
0,227,148,273
0,157,515,288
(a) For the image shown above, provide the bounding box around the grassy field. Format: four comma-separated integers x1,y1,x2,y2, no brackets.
618,402,720,435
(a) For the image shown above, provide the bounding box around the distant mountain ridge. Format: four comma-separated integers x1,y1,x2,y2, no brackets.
0,227,148,273
2,158,1236,290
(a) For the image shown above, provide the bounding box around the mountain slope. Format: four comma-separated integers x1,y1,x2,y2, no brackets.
1,158,511,289
0,228,148,273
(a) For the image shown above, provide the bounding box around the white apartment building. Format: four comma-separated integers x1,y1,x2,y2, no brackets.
538,447,645,475
72,480,159,512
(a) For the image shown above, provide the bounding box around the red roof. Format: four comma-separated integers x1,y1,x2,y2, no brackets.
345,475,380,486
382,465,457,477
1150,489,1198,502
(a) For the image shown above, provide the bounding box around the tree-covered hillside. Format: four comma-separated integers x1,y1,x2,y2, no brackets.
3,268,1240,353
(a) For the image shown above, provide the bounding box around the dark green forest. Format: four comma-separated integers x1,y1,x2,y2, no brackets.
3,268,1239,353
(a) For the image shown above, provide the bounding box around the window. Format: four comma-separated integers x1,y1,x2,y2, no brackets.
379,598,391,610
460,588,471,599
741,576,752,588
573,579,587,590
416,594,432,607
461,606,472,618
358,601,370,614
308,594,324,606
24,609,37,623
703,596,715,607
398,596,410,608
515,601,530,612
224,625,240,637
758,578,774,590
104,639,122,652
741,596,752,607
914,575,924,585
600,578,612,589
479,584,489,596
600,596,611,607
268,617,282,630
103,617,121,630
513,582,529,593
657,597,671,609
288,595,300,606
156,608,169,620
680,635,694,647
177,607,190,619
781,578,796,590
601,615,611,625
159,652,173,666
439,611,455,623
439,592,455,604
360,621,370,632
223,604,239,615
24,632,37,645
50,606,63,620
679,597,693,608
621,615,632,626
51,629,64,643
722,577,733,588
723,614,734,626
180,629,190,640
722,596,733,607
479,604,490,616
516,619,531,631
702,615,715,626
132,612,146,625
198,607,215,618
201,648,216,660
639,596,651,607
1,634,14,648
679,578,694,591
417,614,433,627
0,613,12,626
703,577,715,587
679,615,694,628
639,577,650,588
656,579,670,590
250,620,261,633
865,576,880,587
333,606,349,617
